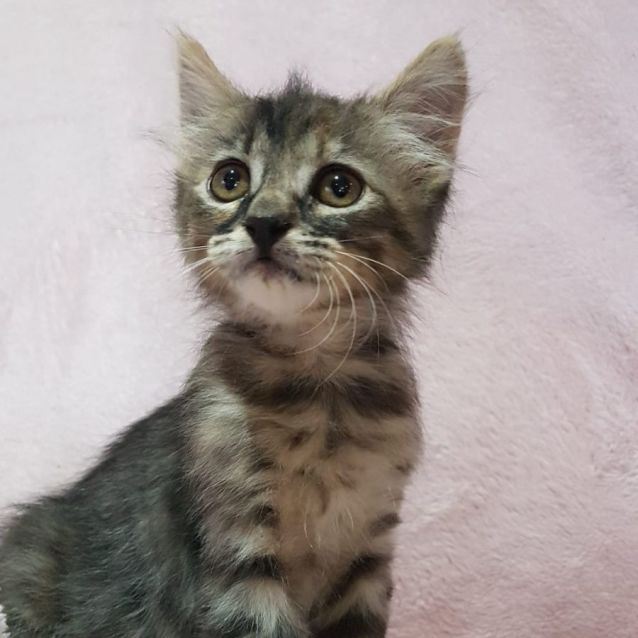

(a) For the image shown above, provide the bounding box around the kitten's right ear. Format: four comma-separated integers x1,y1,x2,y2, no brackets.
177,31,244,125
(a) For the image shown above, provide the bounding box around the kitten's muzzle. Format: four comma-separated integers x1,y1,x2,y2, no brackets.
244,216,292,259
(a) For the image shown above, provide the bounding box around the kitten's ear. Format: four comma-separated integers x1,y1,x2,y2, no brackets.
378,36,468,156
176,31,244,125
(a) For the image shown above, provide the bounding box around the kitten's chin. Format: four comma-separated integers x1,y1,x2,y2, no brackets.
229,272,316,326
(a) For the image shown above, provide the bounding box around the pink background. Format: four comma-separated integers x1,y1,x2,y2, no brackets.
1,1,638,636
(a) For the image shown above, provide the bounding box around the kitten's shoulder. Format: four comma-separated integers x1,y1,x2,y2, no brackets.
0,392,198,634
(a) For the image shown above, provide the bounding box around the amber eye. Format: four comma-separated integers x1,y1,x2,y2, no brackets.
208,161,250,202
313,166,363,208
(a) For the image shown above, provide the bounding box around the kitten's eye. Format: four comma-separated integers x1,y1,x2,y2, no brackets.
313,166,363,208
208,161,250,202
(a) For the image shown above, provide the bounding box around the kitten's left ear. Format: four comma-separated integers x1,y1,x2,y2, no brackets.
176,31,245,126
378,36,468,157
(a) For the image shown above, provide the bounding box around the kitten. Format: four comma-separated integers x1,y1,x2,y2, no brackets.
0,32,467,637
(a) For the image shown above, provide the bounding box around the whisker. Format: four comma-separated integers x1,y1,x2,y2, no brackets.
178,245,211,253
182,257,213,274
335,261,378,345
197,268,219,287
193,263,220,287
108,226,177,237
299,273,334,336
337,252,391,294
337,235,386,243
334,250,409,283
300,272,322,313
292,275,341,355
321,262,357,384
296,235,385,245
335,254,400,333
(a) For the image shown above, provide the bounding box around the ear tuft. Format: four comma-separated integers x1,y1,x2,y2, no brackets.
176,30,244,125
379,36,468,156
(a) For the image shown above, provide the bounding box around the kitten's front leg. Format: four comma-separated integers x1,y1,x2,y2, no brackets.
189,407,307,637
207,573,306,638
200,497,308,638
312,554,393,638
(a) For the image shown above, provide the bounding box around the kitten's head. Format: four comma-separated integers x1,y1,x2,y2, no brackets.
175,33,467,326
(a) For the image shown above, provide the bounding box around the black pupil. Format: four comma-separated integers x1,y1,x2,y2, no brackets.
330,174,351,198
222,167,241,191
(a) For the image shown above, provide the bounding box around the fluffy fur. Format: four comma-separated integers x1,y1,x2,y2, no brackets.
0,33,467,637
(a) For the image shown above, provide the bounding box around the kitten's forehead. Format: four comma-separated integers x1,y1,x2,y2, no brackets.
243,83,350,192
252,78,340,147
248,83,344,162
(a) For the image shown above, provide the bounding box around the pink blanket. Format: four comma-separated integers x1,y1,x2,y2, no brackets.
1,1,636,636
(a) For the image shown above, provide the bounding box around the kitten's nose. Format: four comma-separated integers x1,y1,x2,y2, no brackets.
244,216,291,258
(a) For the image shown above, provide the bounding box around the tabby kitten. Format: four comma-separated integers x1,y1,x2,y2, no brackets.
0,33,467,637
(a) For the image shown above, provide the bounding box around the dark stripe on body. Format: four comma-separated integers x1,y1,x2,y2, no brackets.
315,610,386,638
394,462,414,475
248,503,279,528
220,366,413,418
325,554,390,608
344,376,413,417
369,512,400,537
224,554,283,581
358,334,400,358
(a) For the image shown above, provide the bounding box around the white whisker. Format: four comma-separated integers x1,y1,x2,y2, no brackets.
334,253,400,333
299,272,334,337
178,245,211,253
321,262,357,384
300,272,322,313
337,235,385,243
194,264,220,287
182,256,213,274
335,261,379,345
334,250,409,283
292,275,341,355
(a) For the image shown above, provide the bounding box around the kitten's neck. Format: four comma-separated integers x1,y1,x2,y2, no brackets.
226,296,403,359
189,296,413,409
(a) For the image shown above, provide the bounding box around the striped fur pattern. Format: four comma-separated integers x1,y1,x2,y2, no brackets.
0,33,467,637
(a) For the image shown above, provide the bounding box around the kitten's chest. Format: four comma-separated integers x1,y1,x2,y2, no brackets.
250,408,418,609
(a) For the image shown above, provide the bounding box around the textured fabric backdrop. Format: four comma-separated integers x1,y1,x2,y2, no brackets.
1,1,637,636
